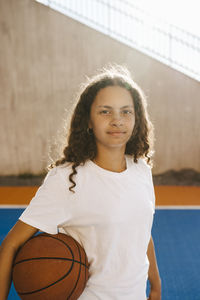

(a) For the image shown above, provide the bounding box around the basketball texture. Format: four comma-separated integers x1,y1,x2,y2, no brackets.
12,233,89,300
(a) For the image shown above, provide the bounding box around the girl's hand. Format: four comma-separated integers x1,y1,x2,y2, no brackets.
147,237,161,300
147,285,161,300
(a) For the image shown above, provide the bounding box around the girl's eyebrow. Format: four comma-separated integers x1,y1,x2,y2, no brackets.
97,105,134,109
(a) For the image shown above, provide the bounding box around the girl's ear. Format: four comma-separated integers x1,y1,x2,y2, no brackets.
88,120,92,129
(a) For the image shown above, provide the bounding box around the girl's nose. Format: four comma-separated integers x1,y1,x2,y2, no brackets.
110,112,123,127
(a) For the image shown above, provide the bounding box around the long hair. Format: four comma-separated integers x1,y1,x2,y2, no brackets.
50,65,154,192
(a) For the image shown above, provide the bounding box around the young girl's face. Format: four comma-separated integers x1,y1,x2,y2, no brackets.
89,85,135,152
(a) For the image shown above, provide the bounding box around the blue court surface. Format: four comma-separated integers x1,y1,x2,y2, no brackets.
0,208,200,300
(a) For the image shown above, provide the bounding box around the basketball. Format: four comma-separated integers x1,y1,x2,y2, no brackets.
12,233,89,300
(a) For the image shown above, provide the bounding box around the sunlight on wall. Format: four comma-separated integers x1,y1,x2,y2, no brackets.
137,0,200,36
35,0,200,81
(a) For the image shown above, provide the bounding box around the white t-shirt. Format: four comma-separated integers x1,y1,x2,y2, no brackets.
19,155,155,300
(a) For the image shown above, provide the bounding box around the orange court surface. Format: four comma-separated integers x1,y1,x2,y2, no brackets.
0,186,200,207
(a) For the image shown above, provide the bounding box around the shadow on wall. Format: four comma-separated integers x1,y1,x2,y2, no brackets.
153,169,200,186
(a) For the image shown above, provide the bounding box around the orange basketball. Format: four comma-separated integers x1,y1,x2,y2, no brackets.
12,233,89,300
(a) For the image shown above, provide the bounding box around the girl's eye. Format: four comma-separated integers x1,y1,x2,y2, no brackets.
100,110,111,114
122,110,133,114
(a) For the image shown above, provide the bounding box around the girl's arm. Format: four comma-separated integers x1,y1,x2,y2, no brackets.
147,236,161,300
0,220,38,300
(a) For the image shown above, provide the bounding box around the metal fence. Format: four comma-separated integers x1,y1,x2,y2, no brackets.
36,0,200,82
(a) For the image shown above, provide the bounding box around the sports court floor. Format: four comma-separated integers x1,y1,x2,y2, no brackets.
1,207,200,300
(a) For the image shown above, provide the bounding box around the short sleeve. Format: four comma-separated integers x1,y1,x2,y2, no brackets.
137,158,156,212
19,167,68,234
149,168,156,212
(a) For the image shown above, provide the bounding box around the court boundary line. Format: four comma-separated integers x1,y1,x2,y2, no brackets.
156,205,200,209
0,205,27,208
0,205,200,210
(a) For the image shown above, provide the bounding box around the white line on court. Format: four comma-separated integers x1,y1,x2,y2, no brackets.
0,205,27,208
0,205,200,210
156,205,200,209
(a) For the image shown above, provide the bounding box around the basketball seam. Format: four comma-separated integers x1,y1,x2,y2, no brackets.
13,256,89,268
84,248,87,287
67,239,83,300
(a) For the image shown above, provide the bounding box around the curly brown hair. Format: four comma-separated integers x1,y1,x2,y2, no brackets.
50,65,154,192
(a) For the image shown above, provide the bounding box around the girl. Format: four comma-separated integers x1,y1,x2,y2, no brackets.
0,65,161,300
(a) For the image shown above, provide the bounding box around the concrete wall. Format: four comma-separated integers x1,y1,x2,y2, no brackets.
0,0,200,175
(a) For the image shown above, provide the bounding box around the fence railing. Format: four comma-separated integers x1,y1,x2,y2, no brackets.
36,0,200,82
